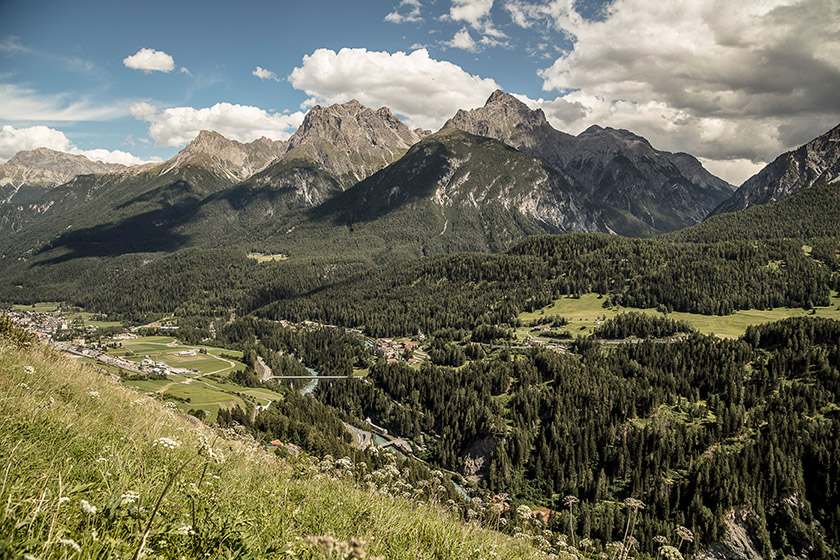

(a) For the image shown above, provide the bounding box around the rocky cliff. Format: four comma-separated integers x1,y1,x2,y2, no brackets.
712,122,840,216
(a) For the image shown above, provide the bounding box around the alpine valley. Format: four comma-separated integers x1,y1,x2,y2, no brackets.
3,90,840,560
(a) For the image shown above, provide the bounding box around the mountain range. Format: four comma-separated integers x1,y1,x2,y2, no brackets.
0,90,838,303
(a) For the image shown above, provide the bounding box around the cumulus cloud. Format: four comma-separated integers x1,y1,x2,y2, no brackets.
289,47,500,130
385,0,422,23
447,0,494,27
503,0,840,184
252,66,280,81
447,28,478,51
0,124,152,165
444,0,507,48
0,83,125,122
122,48,176,73
130,102,305,146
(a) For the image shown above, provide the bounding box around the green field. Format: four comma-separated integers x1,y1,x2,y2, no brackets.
247,252,288,262
105,336,245,374
519,292,840,338
11,302,61,312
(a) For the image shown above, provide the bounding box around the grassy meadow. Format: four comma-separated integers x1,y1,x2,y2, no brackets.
0,326,553,560
519,292,840,338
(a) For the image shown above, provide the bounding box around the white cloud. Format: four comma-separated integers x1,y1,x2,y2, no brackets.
447,0,494,27
385,0,422,23
289,47,501,130
698,158,766,186
447,28,478,51
70,147,157,166
252,66,280,81
0,83,126,122
444,0,507,48
122,48,176,73
502,0,840,184
0,124,152,165
130,102,305,146
0,125,70,157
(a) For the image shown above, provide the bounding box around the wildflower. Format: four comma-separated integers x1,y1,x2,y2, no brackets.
22,365,35,375
57,496,70,505
59,538,81,552
120,491,139,505
17,382,29,389
96,457,108,463
660,545,685,560
152,437,181,450
516,504,533,520
80,499,97,515
88,391,99,399
175,524,196,536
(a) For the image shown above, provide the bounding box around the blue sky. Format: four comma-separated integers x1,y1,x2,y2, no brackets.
2,0,839,184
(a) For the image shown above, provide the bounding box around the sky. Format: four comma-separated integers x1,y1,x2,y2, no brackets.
1,0,839,185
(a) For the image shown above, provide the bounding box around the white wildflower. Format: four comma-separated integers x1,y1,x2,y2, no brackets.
59,538,81,552
88,391,99,399
120,491,139,505
57,496,70,505
152,437,181,450
17,382,29,389
96,457,108,463
22,365,35,375
80,499,97,515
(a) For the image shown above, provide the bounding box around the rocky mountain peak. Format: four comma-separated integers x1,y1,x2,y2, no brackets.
711,122,840,216
163,130,287,182
282,99,422,187
5,147,125,173
1,148,128,203
444,90,550,138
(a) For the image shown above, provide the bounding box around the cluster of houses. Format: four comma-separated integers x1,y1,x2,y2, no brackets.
7,310,69,341
369,339,421,363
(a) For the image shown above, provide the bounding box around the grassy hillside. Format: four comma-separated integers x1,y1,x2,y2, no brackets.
0,321,550,559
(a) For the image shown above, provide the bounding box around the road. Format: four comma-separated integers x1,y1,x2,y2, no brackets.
343,422,372,449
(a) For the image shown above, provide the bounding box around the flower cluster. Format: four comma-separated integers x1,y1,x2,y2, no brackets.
152,437,181,450
120,491,140,505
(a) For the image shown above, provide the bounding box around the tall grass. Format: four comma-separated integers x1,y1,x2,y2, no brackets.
0,329,557,559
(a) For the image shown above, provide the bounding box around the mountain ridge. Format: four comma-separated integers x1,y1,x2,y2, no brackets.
444,90,734,232
712,122,840,216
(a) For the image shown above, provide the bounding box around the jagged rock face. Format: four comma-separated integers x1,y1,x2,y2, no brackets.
444,90,734,232
161,131,288,182
444,90,577,175
285,100,422,187
0,148,126,203
696,508,763,560
320,128,613,235
712,123,840,216
568,125,734,229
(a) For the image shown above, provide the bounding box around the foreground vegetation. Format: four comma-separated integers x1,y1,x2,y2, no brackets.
0,320,550,559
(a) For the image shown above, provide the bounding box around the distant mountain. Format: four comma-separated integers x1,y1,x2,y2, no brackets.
0,148,126,204
712,123,840,216
444,90,734,232
160,131,288,182
283,99,423,187
249,128,657,264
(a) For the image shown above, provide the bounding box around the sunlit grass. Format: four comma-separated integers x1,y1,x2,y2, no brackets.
0,334,555,559
519,292,840,338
